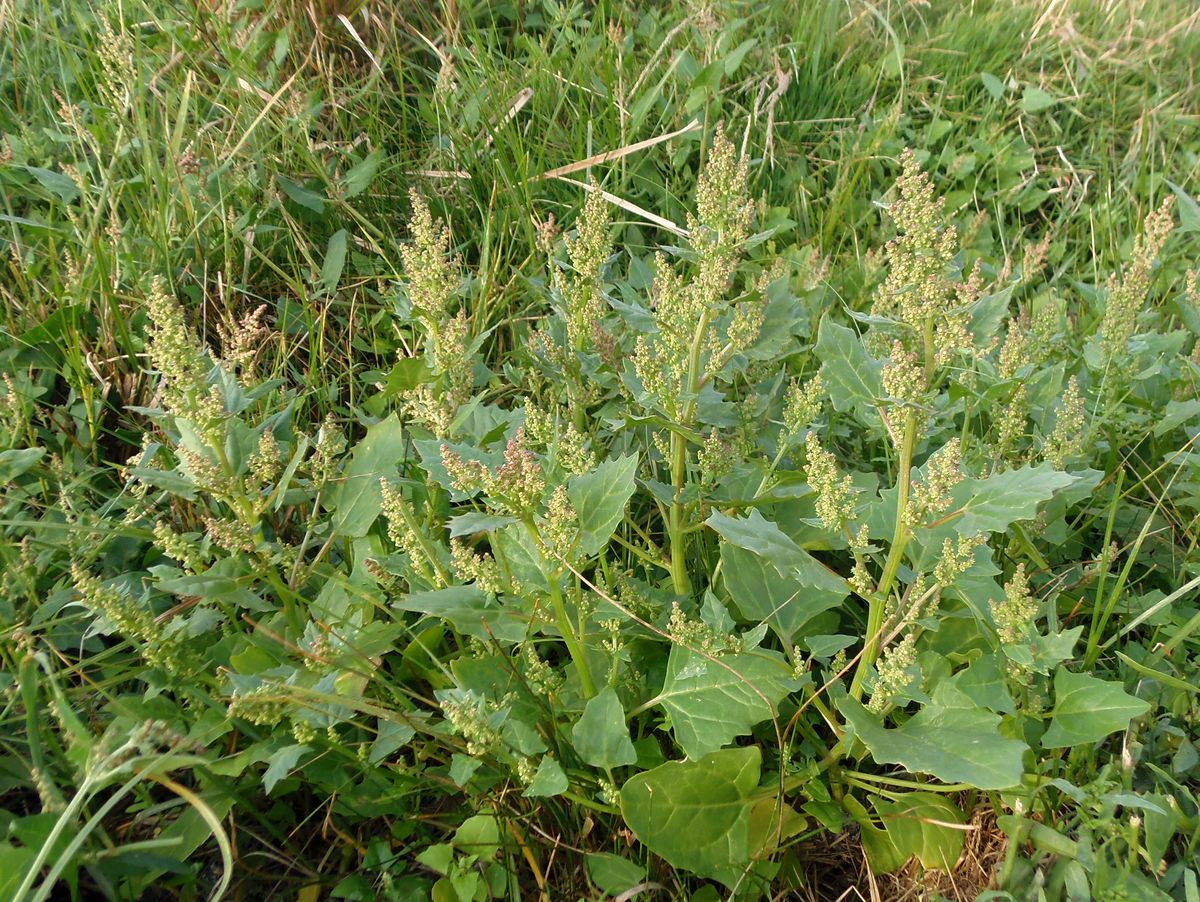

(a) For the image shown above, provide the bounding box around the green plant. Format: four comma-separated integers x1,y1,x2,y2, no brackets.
3,0,1200,899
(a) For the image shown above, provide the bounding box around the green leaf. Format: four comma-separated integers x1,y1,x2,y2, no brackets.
1020,85,1056,113
1042,669,1151,749
1166,180,1200,234
815,315,882,425
0,448,45,483
657,646,792,759
837,686,1027,789
23,165,80,202
368,719,415,765
321,229,348,295
568,454,638,556
720,543,848,644
332,413,404,537
447,512,518,537
706,508,802,573
875,792,966,870
586,853,646,896
620,747,763,877
522,756,568,797
453,814,501,858
572,687,637,768
947,464,1078,536
843,794,906,874
342,150,383,199
0,845,37,899
394,586,528,644
277,174,326,213
1153,399,1200,436
263,743,309,794
723,38,757,75
416,843,454,876
948,654,1015,714
980,71,1006,99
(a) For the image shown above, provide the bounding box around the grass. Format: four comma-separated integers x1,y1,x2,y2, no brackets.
1,0,1199,898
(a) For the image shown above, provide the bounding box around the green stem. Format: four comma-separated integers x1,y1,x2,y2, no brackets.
666,309,713,598
548,576,596,699
849,408,916,701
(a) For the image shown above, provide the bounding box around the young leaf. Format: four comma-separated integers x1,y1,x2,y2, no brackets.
656,646,792,759
1041,669,1151,748
572,687,637,768
620,747,762,877
522,756,569,797
568,454,638,556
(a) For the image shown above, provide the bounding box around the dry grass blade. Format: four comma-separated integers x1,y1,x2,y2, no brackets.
536,119,701,181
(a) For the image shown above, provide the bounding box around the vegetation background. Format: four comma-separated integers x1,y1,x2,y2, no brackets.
1,0,1199,899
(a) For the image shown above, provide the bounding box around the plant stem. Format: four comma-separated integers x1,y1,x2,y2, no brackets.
666,308,712,598
548,575,596,699
849,408,916,701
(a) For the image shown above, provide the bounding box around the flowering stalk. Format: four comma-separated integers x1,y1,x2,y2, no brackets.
849,408,916,701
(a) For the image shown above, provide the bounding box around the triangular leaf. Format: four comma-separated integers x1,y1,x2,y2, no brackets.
837,687,1026,789
656,647,792,759
572,687,637,768
1042,669,1151,748
568,454,638,556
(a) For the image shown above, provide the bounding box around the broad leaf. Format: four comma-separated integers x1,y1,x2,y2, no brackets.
586,853,646,896
523,756,568,797
394,586,529,644
320,229,348,295
0,448,44,484
656,646,792,759
568,454,638,556
706,508,802,573
1042,668,1150,748
572,687,637,768
815,315,882,425
721,543,848,644
837,686,1026,789
947,464,1079,536
332,413,404,537
446,511,517,537
875,792,966,870
620,747,763,877
263,743,309,794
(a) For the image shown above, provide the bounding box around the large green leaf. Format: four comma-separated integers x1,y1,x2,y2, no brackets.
568,454,638,556
0,448,45,484
1042,668,1151,748
814,315,882,425
720,543,848,644
706,508,803,573
620,747,763,877
393,586,529,644
656,646,792,759
332,413,404,537
946,464,1079,536
837,686,1026,789
874,792,966,870
572,687,637,768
